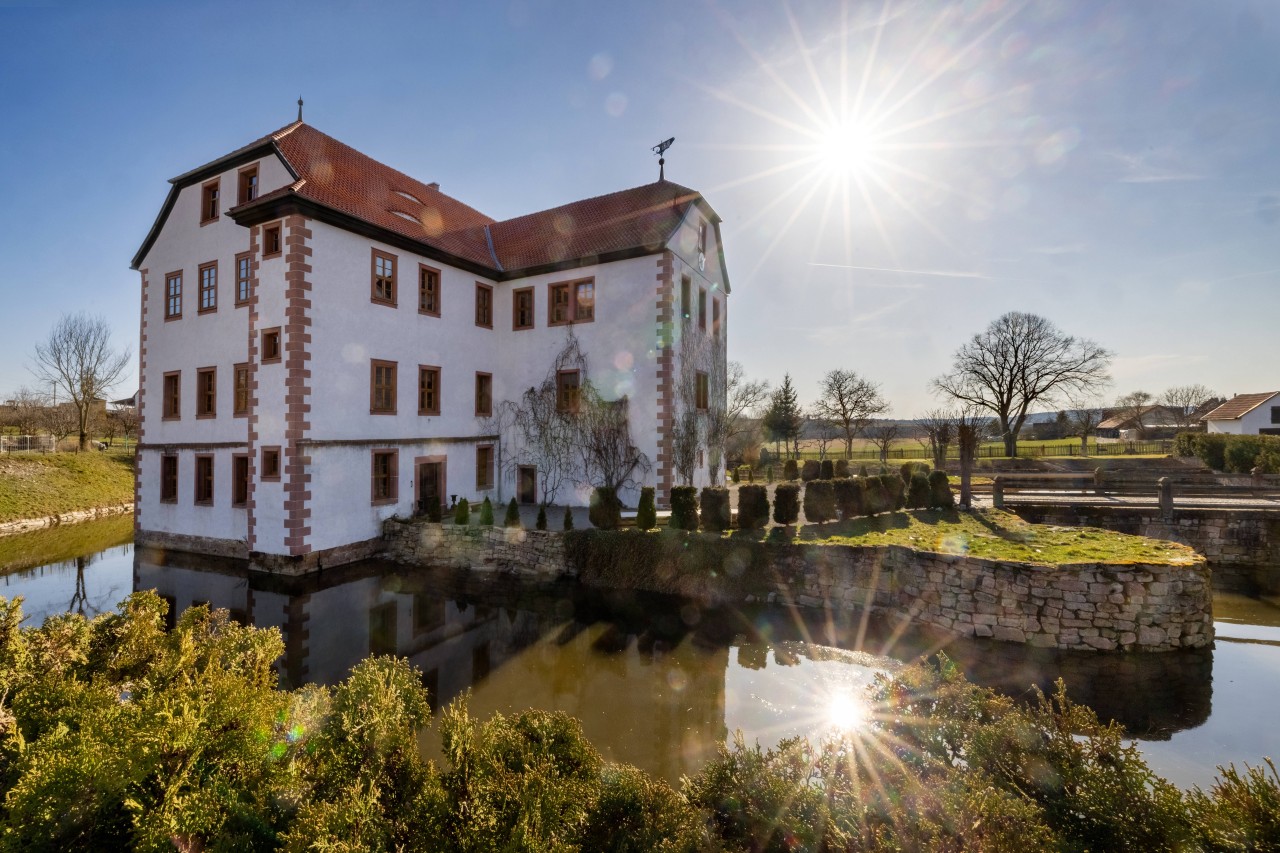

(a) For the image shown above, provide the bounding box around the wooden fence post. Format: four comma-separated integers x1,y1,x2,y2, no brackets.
993,476,1004,509
1158,477,1174,520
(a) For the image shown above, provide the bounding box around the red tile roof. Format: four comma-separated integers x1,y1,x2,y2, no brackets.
1200,392,1279,421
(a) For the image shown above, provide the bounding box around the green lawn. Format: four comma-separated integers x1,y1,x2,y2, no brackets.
0,449,135,525
793,508,1200,566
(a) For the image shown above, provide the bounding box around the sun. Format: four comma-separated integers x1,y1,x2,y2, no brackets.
817,121,876,178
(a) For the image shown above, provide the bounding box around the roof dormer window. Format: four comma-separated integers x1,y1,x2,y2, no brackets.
238,165,258,204
200,179,220,224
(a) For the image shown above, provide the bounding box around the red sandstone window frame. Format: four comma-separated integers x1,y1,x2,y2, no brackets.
371,248,398,307
162,371,181,420
261,328,282,364
474,282,493,328
418,264,441,316
695,371,709,410
418,365,441,416
712,297,721,339
371,359,398,415
680,275,691,326
164,270,183,320
513,287,534,330
698,222,707,254
193,455,215,506
262,222,283,259
233,363,249,417
231,453,250,507
371,448,399,505
198,261,218,314
548,278,595,326
698,287,707,331
195,366,217,419
556,369,580,414
475,371,492,417
200,178,220,225
237,164,258,205
234,252,252,306
475,444,494,491
261,446,281,481
160,454,178,503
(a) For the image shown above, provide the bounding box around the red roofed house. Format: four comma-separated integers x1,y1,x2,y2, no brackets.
1201,392,1280,436
132,121,729,570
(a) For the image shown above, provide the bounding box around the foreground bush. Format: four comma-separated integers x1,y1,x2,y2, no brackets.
1,595,1278,851
1176,431,1280,473
669,485,698,531
833,476,865,519
929,470,955,509
699,487,731,532
783,459,799,481
736,484,769,530
802,479,836,524
773,483,800,527
589,486,623,529
800,460,821,482
635,487,657,530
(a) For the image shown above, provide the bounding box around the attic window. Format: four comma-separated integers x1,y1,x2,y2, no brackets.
394,190,424,205
391,211,419,224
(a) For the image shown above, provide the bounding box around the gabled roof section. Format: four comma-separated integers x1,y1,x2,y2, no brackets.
1201,392,1279,421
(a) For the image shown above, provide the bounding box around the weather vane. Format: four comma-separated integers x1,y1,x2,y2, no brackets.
652,137,674,181
297,96,304,122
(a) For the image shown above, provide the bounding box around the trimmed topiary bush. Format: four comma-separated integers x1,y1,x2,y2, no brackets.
700,487,731,532
562,505,574,531
803,479,836,524
736,484,769,530
536,504,548,530
819,460,834,480
588,487,622,529
800,460,821,482
427,497,442,523
929,470,955,508
783,459,799,481
730,466,740,484
885,474,906,510
454,498,470,525
906,472,931,509
479,497,494,526
901,461,930,484
669,486,699,531
863,477,889,515
833,477,865,519
504,498,521,528
858,464,870,477
766,465,774,483
773,483,800,527
834,459,850,478
635,487,656,530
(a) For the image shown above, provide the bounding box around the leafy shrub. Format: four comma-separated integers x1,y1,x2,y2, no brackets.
929,470,955,509
1179,432,1280,473
834,459,850,478
635,487,657,530
737,484,769,530
819,459,834,480
833,477,864,519
800,460,821,482
536,504,548,531
773,483,800,526
563,505,574,531
901,461,930,483
504,498,521,528
885,473,906,510
783,459,799,481
669,486,699,531
700,487,732,532
863,477,890,515
479,497,494,526
427,497,442,522
1187,759,1280,850
906,472,931,509
589,487,623,529
802,480,836,524
454,498,470,525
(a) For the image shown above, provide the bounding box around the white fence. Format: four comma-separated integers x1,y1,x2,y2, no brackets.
0,435,55,454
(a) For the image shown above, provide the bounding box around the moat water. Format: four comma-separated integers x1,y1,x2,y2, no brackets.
3,515,1279,791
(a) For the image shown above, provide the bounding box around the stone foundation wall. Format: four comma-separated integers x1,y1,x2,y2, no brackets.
383,520,1211,652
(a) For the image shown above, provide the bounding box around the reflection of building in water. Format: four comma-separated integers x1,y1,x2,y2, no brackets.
135,550,728,782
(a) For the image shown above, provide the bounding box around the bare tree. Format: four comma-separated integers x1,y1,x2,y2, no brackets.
1161,384,1217,430
806,409,840,460
502,337,584,505
31,313,131,451
40,402,79,448
954,409,988,508
116,404,140,448
723,362,770,447
2,387,47,436
575,387,650,495
812,369,887,458
867,422,900,464
1114,390,1154,439
916,408,958,470
708,361,768,479
932,312,1112,457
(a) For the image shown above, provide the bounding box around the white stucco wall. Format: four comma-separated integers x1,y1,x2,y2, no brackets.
1207,395,1280,435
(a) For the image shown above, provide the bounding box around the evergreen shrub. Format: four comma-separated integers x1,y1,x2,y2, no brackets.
803,479,836,524
699,487,731,532
833,476,865,519
504,498,520,528
536,504,548,530
669,486,699,531
901,461,930,483
886,473,906,510
863,477,889,515
783,459,799,481
635,487,657,530
736,484,769,530
730,466,740,484
834,459,850,478
906,473,931,509
562,505,574,531
929,470,955,508
588,487,622,529
766,465,774,483
800,460,821,482
858,464,870,477
454,498,470,525
427,498,442,523
479,497,494,526
820,459,835,480
773,483,800,526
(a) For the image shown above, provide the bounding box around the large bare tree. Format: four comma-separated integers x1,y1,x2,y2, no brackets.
1161,384,1218,430
31,313,131,451
867,422,900,464
812,369,887,458
932,312,1112,457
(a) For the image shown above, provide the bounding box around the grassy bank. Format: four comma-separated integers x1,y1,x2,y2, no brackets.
0,513,133,573
0,449,134,526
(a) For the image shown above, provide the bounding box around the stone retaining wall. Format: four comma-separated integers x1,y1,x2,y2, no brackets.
383,520,1211,652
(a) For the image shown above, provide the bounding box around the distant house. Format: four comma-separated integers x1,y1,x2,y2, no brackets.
1096,405,1181,440
1201,392,1280,436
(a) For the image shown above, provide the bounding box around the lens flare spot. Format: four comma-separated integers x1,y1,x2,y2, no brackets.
826,690,868,732
588,52,613,80
613,350,633,371
605,92,628,117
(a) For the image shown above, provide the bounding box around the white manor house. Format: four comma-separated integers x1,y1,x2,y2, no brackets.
132,119,729,569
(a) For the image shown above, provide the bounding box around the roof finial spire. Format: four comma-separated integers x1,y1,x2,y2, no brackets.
651,136,674,182
297,96,304,123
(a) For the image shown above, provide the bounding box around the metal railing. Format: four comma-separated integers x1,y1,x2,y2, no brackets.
759,439,1175,464
991,472,1280,514
0,435,54,454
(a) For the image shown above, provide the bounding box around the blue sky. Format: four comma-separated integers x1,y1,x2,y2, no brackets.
2,0,1278,416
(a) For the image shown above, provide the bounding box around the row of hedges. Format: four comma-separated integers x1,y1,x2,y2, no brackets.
732,460,934,484
1175,431,1280,474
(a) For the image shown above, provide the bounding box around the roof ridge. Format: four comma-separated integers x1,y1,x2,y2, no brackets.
493,180,699,227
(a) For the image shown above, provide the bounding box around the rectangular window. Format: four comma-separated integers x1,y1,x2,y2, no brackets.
194,455,214,505
1272,406,1280,424
475,283,493,328
160,455,178,503
235,252,252,305
418,365,440,415
261,447,281,481
262,223,282,258
233,363,249,417
680,275,691,325
697,222,707,254
513,287,534,330
475,372,492,417
371,249,397,306
418,265,441,316
476,444,494,490
261,328,281,363
548,279,595,325
162,371,181,420
371,449,399,504
712,298,721,338
696,371,709,410
200,179,219,224
196,367,216,418
165,271,183,319
232,454,250,507
371,359,397,414
198,261,217,313
556,369,580,414
238,165,258,204
698,287,707,331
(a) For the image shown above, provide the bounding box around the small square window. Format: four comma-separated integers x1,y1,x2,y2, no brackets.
475,372,492,417
419,365,441,416
371,359,397,414
262,223,282,258
194,455,214,505
476,444,494,490
196,367,216,419
238,165,258,205
165,271,183,320
160,455,178,503
198,261,217,314
162,371,181,420
233,363,249,417
261,447,281,481
371,449,399,504
419,265,441,316
548,278,595,326
513,287,534,330
232,454,250,507
261,328,282,363
200,179,220,224
475,283,493,328
235,252,252,305
556,369,580,414
371,249,397,306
